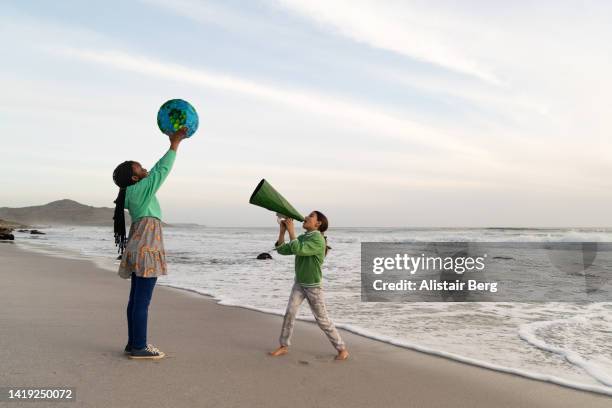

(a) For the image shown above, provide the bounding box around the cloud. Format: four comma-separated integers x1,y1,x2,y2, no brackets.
270,0,502,85
138,0,296,39
268,0,612,135
50,45,487,157
39,43,612,197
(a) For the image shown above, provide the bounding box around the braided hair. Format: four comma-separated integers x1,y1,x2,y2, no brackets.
112,161,136,255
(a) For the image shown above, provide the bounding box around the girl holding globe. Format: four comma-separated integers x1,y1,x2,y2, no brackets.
112,126,187,360
269,211,349,361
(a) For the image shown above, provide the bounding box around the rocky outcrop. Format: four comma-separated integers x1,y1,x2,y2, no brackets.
0,226,14,240
0,199,130,226
0,218,24,240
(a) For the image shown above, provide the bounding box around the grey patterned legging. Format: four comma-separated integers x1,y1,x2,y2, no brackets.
279,282,346,351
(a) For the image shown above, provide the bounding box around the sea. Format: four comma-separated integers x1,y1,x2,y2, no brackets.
13,226,612,396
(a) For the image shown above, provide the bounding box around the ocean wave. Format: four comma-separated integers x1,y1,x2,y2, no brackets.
519,315,612,388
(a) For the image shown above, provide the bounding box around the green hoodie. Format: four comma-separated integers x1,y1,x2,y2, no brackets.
125,149,176,223
275,230,326,287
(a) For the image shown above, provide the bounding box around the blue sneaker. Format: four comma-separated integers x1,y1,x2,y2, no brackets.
124,344,132,355
129,344,165,360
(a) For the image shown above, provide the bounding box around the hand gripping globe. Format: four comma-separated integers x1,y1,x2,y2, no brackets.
157,99,199,137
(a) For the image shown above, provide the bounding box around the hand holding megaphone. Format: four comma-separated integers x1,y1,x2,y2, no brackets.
281,218,296,239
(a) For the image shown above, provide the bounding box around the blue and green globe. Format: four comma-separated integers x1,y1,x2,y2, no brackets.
157,99,199,138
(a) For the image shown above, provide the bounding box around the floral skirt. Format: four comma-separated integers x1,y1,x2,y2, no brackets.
118,217,167,279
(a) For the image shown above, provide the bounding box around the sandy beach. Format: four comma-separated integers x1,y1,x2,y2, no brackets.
1,242,610,408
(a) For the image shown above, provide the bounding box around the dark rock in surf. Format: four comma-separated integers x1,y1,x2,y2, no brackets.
0,227,14,240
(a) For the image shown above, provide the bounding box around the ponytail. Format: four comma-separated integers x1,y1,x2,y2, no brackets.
313,210,331,256
323,234,331,256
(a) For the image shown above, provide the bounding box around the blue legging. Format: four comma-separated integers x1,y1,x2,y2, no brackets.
126,273,157,350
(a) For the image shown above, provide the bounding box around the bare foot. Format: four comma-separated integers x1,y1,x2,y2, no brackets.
335,349,349,361
269,346,288,357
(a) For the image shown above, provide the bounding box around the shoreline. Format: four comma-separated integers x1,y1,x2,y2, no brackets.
13,238,612,396
2,242,611,407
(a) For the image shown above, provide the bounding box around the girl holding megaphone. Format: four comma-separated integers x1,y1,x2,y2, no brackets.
269,211,349,361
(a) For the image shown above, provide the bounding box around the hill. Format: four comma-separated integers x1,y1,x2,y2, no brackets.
0,199,130,227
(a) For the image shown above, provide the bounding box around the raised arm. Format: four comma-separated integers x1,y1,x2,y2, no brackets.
130,127,187,203
275,221,287,247
275,221,293,255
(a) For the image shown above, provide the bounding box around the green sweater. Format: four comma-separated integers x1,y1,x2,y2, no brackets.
276,230,326,287
125,149,176,222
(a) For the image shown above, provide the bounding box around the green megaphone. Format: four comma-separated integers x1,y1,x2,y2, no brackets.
249,179,305,222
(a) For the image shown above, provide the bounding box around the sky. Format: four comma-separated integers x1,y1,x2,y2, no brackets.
1,0,611,227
